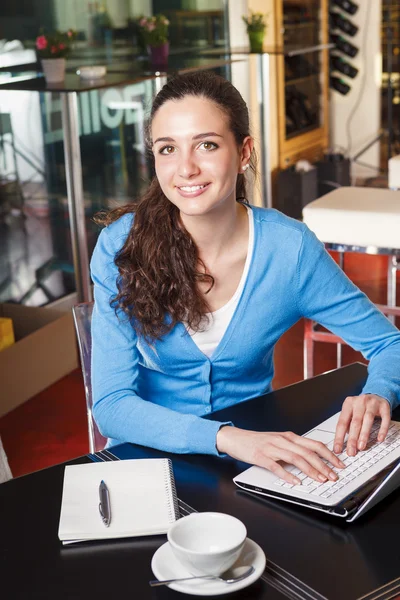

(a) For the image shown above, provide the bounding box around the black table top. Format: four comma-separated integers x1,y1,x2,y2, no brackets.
2,363,400,600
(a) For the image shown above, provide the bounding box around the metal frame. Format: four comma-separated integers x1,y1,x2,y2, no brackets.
304,244,400,379
72,301,107,453
324,242,400,257
325,243,400,318
61,93,92,303
256,53,272,209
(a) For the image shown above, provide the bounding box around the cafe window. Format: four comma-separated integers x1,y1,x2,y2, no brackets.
0,0,228,54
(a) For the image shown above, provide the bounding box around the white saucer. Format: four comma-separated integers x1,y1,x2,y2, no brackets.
151,537,266,596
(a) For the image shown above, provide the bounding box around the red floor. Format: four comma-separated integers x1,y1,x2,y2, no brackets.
0,253,396,479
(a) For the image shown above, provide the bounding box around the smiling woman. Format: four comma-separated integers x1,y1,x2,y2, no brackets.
152,97,252,223
94,72,256,339
90,71,400,487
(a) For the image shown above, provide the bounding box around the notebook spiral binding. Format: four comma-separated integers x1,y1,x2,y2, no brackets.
165,459,181,521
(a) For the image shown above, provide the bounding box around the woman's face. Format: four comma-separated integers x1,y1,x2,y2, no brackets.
151,95,252,218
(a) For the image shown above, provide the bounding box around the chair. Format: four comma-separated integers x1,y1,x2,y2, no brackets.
0,435,13,483
302,186,400,379
72,301,107,453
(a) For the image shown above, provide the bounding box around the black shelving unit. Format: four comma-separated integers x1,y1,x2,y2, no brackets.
381,1,400,168
282,0,323,139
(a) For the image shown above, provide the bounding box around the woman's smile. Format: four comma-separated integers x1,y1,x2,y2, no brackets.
176,182,211,197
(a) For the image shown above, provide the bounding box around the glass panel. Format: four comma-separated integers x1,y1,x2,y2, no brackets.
155,1,227,50
0,1,228,60
282,0,324,140
35,80,155,305
0,0,230,306
0,66,233,306
285,49,322,139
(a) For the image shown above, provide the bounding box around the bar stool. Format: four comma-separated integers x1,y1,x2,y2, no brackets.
302,186,400,379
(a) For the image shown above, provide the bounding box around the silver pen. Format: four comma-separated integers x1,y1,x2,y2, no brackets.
98,480,111,527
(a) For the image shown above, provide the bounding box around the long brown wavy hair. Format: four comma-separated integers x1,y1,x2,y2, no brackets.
96,70,257,341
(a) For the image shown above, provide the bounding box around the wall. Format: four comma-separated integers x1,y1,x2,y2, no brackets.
54,0,133,32
247,0,279,174
230,0,278,207
330,0,382,179
129,0,152,17
181,0,222,8
53,0,88,33
105,0,129,27
228,0,248,51
193,1,223,9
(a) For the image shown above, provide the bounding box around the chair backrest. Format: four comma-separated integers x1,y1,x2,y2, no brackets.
72,302,107,454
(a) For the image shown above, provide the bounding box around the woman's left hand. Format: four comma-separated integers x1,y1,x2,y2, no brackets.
334,394,391,456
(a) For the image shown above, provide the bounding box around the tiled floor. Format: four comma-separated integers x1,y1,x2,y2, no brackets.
0,369,87,478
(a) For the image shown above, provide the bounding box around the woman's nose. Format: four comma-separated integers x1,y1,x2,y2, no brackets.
177,152,200,179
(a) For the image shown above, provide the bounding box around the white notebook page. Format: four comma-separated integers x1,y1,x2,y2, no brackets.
58,458,179,544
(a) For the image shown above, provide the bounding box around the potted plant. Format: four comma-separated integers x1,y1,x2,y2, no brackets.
137,14,170,69
35,29,76,82
242,11,268,53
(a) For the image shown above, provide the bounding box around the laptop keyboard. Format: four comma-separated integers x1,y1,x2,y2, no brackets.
273,421,400,499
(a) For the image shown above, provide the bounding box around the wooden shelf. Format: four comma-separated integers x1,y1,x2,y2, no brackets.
277,0,329,169
283,21,318,29
286,122,319,140
246,0,329,202
285,73,319,86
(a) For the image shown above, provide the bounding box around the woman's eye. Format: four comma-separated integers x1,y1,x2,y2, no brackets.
159,145,175,155
200,141,218,151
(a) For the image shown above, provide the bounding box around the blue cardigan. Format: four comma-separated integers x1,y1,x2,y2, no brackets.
90,206,400,455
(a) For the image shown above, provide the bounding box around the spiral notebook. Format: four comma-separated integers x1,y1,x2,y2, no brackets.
58,458,180,544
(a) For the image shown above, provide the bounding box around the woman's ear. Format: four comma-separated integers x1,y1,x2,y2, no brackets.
239,136,254,172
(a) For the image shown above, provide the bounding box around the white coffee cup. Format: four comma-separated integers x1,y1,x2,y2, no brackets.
167,512,247,576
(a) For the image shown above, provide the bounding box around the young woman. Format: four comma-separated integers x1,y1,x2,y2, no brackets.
91,71,400,487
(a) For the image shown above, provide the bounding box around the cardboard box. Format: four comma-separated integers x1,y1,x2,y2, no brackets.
0,303,78,418
0,317,15,350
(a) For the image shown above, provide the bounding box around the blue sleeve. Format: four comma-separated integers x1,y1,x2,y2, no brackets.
297,226,400,409
90,224,229,455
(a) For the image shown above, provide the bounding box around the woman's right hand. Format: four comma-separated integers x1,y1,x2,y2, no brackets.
216,426,345,485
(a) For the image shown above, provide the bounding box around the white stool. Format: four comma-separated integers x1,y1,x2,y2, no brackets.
389,154,400,190
302,186,400,379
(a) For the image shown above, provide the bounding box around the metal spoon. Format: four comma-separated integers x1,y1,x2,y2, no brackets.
149,565,255,587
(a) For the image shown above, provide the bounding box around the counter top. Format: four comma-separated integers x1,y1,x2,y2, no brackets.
0,55,243,92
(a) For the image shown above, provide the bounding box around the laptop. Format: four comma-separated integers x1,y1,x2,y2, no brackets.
233,411,400,522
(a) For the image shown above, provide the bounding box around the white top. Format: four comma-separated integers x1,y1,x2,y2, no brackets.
188,206,254,358
302,187,400,250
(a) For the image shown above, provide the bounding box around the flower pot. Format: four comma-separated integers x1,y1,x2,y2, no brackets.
148,42,169,70
248,31,264,53
41,58,66,83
